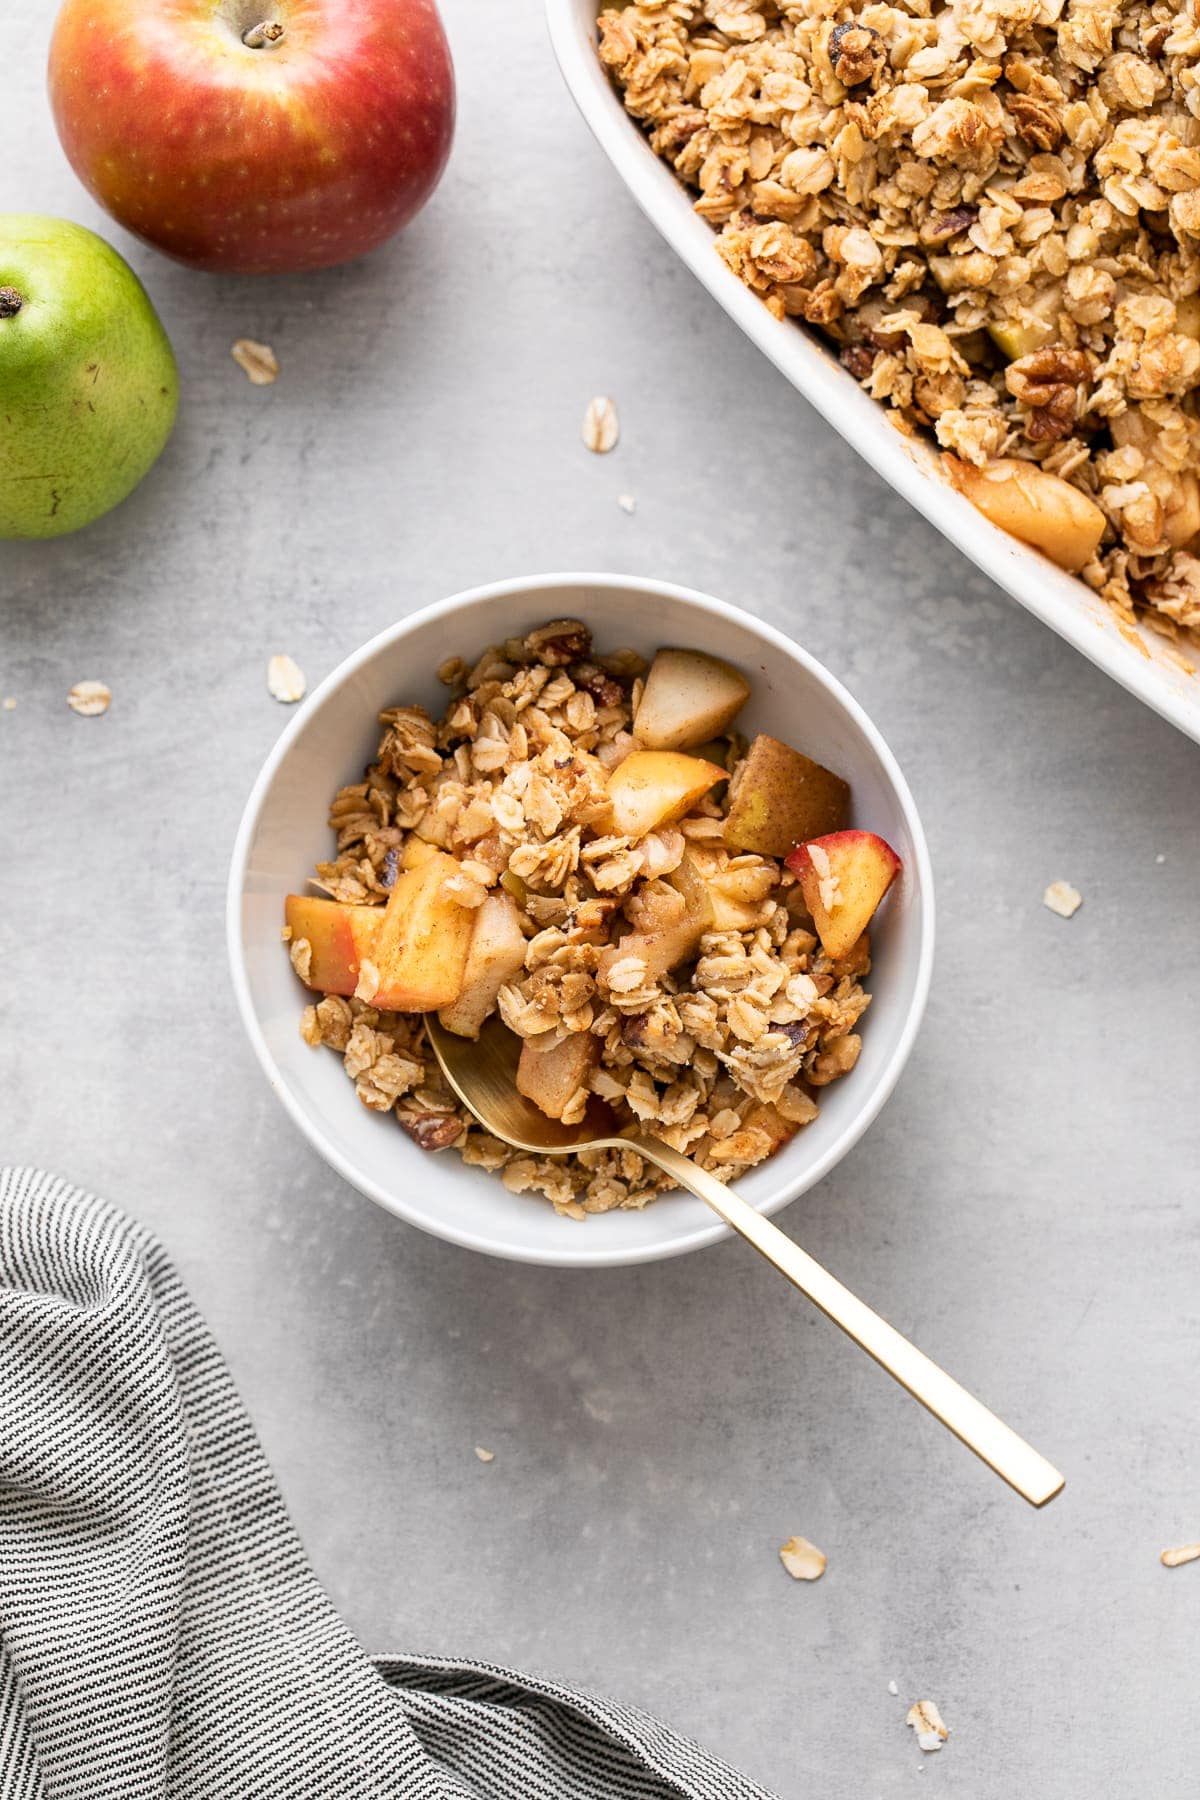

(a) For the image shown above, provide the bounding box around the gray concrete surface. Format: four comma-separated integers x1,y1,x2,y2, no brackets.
3,3,1200,1794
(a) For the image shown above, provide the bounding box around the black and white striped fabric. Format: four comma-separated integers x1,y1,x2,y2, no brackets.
0,1168,774,1800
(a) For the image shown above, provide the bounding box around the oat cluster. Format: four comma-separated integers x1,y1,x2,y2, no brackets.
599,0,1200,646
295,620,871,1218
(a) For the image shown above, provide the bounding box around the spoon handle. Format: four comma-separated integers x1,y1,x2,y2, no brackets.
635,1137,1064,1509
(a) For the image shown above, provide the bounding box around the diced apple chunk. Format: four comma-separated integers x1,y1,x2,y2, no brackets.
284,895,382,996
597,874,712,992
360,848,474,1012
944,456,1104,572
438,892,528,1039
743,1101,802,1156
633,647,750,750
671,848,759,932
605,750,726,841
723,734,850,858
402,838,439,871
516,1030,599,1121
785,830,901,961
985,283,1062,361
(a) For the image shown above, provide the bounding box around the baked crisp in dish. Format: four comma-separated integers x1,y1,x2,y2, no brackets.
285,621,900,1218
599,0,1200,651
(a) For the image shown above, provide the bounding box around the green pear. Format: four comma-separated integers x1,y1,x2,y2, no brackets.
0,215,178,538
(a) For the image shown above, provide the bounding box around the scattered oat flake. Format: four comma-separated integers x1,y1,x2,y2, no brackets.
778,1536,827,1581
888,1680,899,1697
3,697,15,710
267,653,306,704
617,492,637,514
67,680,111,717
474,1446,494,1463
907,1702,949,1753
232,338,279,385
1161,1542,1200,1568
582,395,619,454
1043,880,1082,919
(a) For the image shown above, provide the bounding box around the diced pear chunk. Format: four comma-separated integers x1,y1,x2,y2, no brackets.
438,892,528,1039
605,749,726,840
516,1031,599,1121
361,848,474,1012
633,647,750,750
723,734,850,858
284,895,382,996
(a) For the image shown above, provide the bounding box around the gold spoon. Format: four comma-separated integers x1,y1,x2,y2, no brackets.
424,1012,1064,1508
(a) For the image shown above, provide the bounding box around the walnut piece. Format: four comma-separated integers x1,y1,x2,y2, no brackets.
1006,347,1090,443
397,1111,465,1152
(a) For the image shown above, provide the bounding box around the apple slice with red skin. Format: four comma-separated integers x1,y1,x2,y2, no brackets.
284,895,382,995
785,830,901,961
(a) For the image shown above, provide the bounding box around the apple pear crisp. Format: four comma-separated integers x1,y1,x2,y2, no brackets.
286,620,900,1218
598,0,1200,651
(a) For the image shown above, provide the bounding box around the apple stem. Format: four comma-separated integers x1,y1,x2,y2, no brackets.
242,20,284,46
0,287,22,318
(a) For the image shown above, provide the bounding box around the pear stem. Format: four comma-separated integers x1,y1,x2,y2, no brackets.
242,20,284,46
0,287,22,318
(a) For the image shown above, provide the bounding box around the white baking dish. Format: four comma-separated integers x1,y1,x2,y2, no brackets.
546,0,1200,744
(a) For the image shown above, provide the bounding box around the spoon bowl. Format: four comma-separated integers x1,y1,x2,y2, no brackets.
425,1013,618,1153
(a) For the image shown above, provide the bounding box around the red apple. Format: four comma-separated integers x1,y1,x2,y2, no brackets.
785,830,901,961
48,0,455,275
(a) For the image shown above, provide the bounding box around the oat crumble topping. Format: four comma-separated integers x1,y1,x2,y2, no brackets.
287,620,882,1217
599,0,1200,646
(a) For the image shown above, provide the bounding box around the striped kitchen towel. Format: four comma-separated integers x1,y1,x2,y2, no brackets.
0,1168,775,1800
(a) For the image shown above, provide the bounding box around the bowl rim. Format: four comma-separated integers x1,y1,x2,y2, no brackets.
226,571,935,1267
543,0,1200,748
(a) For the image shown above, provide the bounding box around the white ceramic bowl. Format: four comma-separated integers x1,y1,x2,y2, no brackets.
546,0,1200,746
227,574,933,1266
